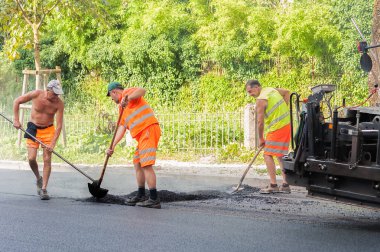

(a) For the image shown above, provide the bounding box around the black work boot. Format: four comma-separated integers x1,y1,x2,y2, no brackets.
125,195,147,206
136,198,161,209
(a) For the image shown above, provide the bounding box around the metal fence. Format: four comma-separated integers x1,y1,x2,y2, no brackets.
157,112,243,153
0,110,244,154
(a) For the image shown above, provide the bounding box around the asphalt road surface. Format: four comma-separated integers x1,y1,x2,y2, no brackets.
0,162,379,252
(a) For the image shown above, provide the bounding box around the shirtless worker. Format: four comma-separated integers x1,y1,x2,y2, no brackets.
245,79,291,194
13,80,64,200
106,82,161,209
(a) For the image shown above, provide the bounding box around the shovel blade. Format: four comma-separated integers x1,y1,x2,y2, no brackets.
227,185,244,194
88,181,108,198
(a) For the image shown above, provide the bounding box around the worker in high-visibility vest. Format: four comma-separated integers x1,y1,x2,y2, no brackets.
246,79,291,194
106,82,161,209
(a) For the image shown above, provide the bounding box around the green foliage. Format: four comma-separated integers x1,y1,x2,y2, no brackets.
217,143,243,162
0,135,27,161
196,73,247,111
0,54,21,110
118,0,201,106
195,1,275,79
80,132,110,154
216,143,264,163
0,0,377,163
329,0,373,104
272,3,341,58
4,0,372,108
0,0,32,60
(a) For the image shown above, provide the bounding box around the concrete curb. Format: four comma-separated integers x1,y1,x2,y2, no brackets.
0,159,276,179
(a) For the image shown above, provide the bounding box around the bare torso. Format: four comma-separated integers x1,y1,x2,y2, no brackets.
31,91,62,127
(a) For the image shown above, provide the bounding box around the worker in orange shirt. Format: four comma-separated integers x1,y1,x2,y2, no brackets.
106,82,161,209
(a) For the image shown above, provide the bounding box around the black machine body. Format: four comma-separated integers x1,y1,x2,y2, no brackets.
283,84,380,207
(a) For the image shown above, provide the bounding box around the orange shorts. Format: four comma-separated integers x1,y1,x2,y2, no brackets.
26,125,55,149
133,124,161,167
264,124,290,157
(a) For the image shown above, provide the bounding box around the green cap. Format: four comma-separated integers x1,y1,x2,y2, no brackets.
107,81,123,96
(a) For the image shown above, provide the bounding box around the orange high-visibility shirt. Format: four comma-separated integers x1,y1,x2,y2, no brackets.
118,88,159,138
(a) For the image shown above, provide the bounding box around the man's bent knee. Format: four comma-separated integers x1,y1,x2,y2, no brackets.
28,158,37,165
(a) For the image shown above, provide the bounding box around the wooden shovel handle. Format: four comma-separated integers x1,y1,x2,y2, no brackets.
235,145,264,189
0,112,95,182
99,101,127,182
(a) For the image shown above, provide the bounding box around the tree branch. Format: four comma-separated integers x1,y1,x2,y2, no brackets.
37,0,62,29
14,0,33,27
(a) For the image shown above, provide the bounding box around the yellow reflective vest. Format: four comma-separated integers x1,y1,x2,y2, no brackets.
256,87,290,134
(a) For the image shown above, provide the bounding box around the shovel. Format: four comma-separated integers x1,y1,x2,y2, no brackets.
228,146,264,194
0,112,109,198
88,106,125,198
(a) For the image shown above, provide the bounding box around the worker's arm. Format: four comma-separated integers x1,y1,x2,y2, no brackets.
276,88,290,105
121,88,146,108
256,99,267,147
128,87,146,100
13,90,40,129
47,101,64,152
106,125,127,157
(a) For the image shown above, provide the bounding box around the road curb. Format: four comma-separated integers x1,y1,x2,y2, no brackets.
0,159,274,179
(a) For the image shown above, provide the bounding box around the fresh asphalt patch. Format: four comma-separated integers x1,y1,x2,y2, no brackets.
77,184,380,226
80,184,261,205
78,184,316,208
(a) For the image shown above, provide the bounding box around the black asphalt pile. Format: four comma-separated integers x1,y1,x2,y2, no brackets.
121,189,223,202
231,185,261,195
81,194,127,205
80,184,262,205
78,185,380,223
81,189,223,205
154,190,223,202
228,185,284,203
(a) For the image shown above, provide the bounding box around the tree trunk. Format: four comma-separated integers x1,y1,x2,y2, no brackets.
369,0,380,105
33,26,42,90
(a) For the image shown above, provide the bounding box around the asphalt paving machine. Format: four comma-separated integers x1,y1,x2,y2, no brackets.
283,19,380,207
